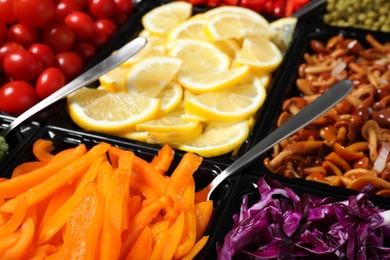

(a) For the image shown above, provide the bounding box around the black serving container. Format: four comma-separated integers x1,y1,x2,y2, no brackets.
37,0,306,166
0,114,40,174
207,171,390,259
248,22,390,203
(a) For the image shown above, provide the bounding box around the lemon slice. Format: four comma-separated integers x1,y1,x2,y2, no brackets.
185,76,266,122
168,39,230,72
122,36,167,66
270,17,298,54
120,131,148,142
166,18,208,42
142,1,193,36
156,81,183,114
176,120,249,157
214,39,241,60
136,109,199,133
67,87,160,133
146,123,203,144
236,36,283,74
125,56,182,97
178,65,250,94
98,66,129,93
204,12,274,41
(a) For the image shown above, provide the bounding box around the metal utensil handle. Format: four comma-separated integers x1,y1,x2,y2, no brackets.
291,0,327,18
1,37,147,137
207,80,353,197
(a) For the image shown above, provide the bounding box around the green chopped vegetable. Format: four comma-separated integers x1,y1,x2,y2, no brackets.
0,136,9,161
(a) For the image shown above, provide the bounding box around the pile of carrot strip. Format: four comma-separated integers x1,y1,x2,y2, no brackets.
0,139,213,259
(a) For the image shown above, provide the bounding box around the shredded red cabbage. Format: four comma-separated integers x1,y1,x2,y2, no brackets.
217,176,390,259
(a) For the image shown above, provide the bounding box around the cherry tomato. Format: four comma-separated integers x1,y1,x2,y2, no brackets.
72,41,96,63
13,0,56,28
89,29,108,49
28,43,57,69
35,67,66,99
114,0,133,15
64,11,94,40
56,0,80,20
73,0,88,10
111,12,128,26
0,80,40,115
55,51,84,81
94,19,118,39
0,21,7,43
6,23,39,48
0,0,17,24
42,22,75,53
3,49,43,82
0,41,24,72
89,0,115,19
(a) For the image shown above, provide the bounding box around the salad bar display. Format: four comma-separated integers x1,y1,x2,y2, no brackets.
1,0,390,259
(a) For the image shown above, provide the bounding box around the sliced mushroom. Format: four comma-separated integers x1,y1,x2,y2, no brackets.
361,120,382,162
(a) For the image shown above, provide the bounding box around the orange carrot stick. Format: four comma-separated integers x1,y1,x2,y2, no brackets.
165,152,202,201
32,139,55,163
150,144,175,175
38,157,103,245
94,160,114,198
12,161,48,178
46,182,104,260
0,232,21,256
99,150,133,260
2,217,35,259
122,195,141,232
182,235,209,260
120,195,173,258
27,244,57,260
162,210,185,260
126,226,152,260
0,143,87,199
175,178,197,258
133,156,167,197
0,197,27,236
195,200,213,241
0,142,110,213
35,184,74,241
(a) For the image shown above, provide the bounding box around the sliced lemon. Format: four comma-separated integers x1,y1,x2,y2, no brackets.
166,18,208,42
204,12,274,41
98,66,129,92
168,39,230,72
203,5,268,21
176,120,249,157
142,1,193,36
122,36,167,67
146,123,203,144
125,56,182,97
67,87,160,133
259,73,272,89
178,65,250,94
236,36,283,74
214,39,241,60
270,17,298,54
156,81,183,114
120,131,148,142
135,110,199,133
185,76,266,122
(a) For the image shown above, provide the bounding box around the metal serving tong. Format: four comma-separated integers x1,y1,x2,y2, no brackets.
197,80,353,201
0,37,147,138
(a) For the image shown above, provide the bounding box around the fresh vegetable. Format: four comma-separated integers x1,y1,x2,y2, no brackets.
218,176,390,259
0,136,8,161
0,0,134,116
0,139,212,259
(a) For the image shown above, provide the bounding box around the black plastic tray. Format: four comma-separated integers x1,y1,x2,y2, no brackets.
0,114,40,174
249,23,390,197
0,124,241,259
209,171,390,259
38,0,306,165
